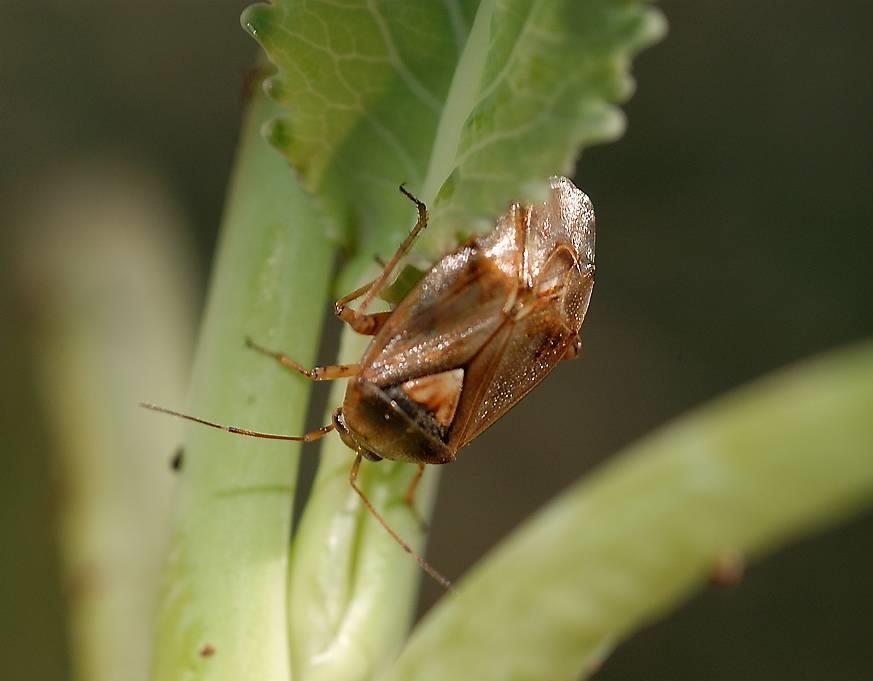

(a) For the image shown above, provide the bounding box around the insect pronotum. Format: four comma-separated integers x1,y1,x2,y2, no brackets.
143,176,596,589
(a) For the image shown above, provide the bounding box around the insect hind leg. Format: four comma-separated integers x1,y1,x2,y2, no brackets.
403,463,429,531
348,453,450,590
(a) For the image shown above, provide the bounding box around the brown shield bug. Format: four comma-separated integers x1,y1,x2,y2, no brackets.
144,175,596,588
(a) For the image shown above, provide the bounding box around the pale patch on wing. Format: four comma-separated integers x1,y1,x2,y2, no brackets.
400,368,464,428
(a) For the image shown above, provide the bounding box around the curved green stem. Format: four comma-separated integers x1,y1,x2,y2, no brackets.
150,85,335,681
383,339,873,681
285,331,442,681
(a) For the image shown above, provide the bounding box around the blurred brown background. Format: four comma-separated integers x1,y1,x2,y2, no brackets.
2,1,872,679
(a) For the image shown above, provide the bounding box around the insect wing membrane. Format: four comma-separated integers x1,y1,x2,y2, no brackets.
535,176,596,277
448,177,596,447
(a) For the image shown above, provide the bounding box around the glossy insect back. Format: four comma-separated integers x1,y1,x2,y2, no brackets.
341,176,595,462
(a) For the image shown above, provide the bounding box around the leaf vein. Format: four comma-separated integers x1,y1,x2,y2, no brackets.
367,0,443,113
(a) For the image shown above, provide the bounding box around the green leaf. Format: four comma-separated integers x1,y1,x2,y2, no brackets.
149,84,336,681
241,0,665,289
382,339,873,681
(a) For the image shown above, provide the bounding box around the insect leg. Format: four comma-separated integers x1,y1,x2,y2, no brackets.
349,453,451,590
352,184,429,317
334,185,428,334
333,280,394,335
334,308,392,336
140,403,335,442
245,337,360,379
402,463,429,531
563,333,583,360
335,279,376,308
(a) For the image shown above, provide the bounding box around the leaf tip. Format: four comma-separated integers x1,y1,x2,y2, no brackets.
260,117,319,192
240,4,275,44
641,6,669,48
262,74,286,103
261,116,292,157
598,108,627,144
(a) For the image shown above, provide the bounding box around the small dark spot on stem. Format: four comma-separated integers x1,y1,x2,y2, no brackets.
170,447,184,472
200,643,216,658
711,551,745,587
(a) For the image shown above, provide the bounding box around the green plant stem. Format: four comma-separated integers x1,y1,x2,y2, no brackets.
18,164,196,681
383,339,873,681
286,331,442,681
150,86,334,681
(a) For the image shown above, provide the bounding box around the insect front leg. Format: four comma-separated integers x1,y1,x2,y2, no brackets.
245,337,360,380
335,184,429,335
333,281,393,335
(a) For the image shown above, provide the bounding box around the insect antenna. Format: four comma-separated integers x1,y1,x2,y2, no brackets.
350,453,452,590
139,402,335,442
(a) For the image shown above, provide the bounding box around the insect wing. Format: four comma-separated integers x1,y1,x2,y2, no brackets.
448,271,592,447
359,246,513,388
448,177,596,447
525,176,595,293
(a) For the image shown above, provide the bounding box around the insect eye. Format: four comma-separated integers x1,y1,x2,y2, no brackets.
331,408,348,434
